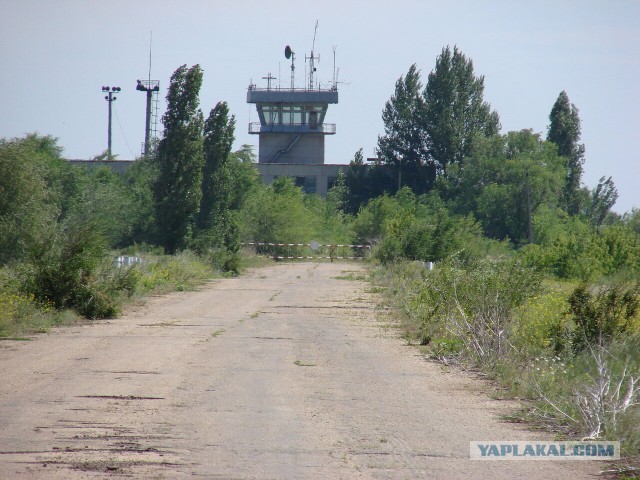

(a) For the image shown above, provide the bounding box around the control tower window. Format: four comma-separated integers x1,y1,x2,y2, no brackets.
281,106,292,125
292,106,303,124
281,106,304,125
262,105,278,125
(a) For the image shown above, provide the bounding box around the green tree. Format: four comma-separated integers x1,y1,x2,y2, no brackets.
327,170,349,214
588,176,618,229
377,65,433,192
423,45,500,177
240,177,310,244
227,145,261,210
547,91,585,215
66,166,134,247
447,130,565,242
353,188,482,264
345,148,394,213
197,101,236,249
153,64,205,254
121,156,158,245
623,208,640,235
0,136,56,263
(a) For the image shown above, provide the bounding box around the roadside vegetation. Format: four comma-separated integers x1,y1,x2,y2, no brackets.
1,45,638,469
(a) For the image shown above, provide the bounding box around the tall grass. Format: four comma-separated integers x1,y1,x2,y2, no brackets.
377,259,640,459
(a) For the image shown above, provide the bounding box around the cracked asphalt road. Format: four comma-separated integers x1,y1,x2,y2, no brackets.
0,262,598,478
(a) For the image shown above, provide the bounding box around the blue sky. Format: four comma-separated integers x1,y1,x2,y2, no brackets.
1,0,638,212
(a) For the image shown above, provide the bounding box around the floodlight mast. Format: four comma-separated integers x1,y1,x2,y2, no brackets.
101,86,121,159
136,80,160,156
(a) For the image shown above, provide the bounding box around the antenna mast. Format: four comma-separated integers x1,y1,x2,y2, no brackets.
306,20,319,90
136,31,160,157
262,73,276,91
332,45,337,89
285,45,295,89
148,31,152,83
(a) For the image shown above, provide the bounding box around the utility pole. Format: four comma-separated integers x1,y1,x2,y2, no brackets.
102,86,121,159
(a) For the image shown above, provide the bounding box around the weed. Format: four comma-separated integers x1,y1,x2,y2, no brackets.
269,290,281,302
293,360,316,367
334,275,353,280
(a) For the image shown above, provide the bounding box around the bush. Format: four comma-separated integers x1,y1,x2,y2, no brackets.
380,259,640,449
380,258,541,365
0,267,78,336
356,188,485,265
567,282,640,354
511,282,575,356
19,219,135,318
524,339,640,443
207,248,241,275
240,178,311,244
136,251,212,293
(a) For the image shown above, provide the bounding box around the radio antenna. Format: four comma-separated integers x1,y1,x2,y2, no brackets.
332,45,337,89
306,20,319,90
148,31,152,83
285,45,295,89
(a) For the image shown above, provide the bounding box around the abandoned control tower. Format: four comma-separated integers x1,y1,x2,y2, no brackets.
247,35,345,196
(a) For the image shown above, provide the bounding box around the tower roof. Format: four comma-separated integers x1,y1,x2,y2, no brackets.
247,87,338,104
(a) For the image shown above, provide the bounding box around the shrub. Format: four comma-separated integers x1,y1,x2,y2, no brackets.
136,251,212,293
568,282,640,354
380,258,541,365
511,283,574,356
19,219,136,318
358,188,484,265
0,267,77,336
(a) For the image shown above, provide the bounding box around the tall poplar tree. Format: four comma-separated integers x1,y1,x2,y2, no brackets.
423,45,500,175
197,101,236,247
153,64,204,254
547,91,585,215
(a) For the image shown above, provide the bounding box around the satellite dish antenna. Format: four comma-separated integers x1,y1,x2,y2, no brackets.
285,45,295,89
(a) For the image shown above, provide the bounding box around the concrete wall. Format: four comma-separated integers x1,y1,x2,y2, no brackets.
66,159,350,198
66,159,134,174
257,163,347,197
258,133,325,164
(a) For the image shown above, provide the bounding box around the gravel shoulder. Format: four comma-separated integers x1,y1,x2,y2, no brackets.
0,262,599,478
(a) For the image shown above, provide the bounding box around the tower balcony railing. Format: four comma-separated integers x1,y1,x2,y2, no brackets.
248,122,336,135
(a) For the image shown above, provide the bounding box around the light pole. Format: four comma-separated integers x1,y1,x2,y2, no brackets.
136,80,159,157
102,86,121,159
